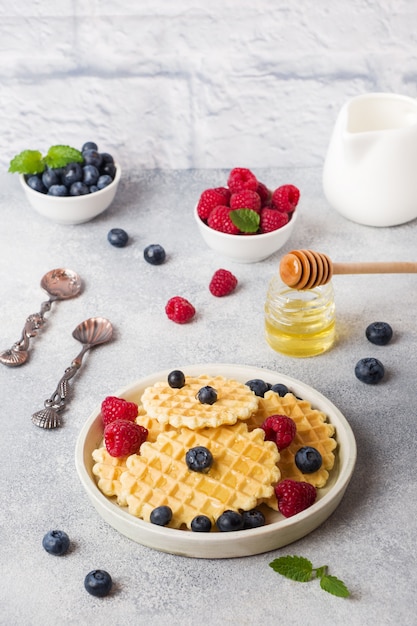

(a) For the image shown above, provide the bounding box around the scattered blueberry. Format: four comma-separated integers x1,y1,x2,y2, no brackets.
97,174,113,190
191,515,212,532
107,228,128,248
196,385,217,405
216,510,244,532
42,530,70,556
62,162,83,186
185,446,213,472
354,357,385,384
84,570,113,597
168,369,185,388
366,322,393,346
70,181,90,196
150,505,172,526
144,244,166,265
42,168,60,189
270,383,289,397
27,175,47,193
295,446,323,473
242,509,266,529
83,164,100,186
48,184,68,197
245,379,270,397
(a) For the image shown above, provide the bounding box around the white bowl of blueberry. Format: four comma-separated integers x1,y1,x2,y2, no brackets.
10,141,121,225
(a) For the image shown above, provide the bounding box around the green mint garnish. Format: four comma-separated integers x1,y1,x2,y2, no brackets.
230,208,260,233
269,556,350,598
8,144,83,175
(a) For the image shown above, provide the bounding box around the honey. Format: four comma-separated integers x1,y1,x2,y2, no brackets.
264,277,336,357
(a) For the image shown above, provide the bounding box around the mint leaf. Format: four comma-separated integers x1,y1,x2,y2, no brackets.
320,575,350,598
8,150,44,175
44,145,83,169
269,556,313,582
230,208,260,233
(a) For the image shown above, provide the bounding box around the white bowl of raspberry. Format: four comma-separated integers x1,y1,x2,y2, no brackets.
194,169,299,263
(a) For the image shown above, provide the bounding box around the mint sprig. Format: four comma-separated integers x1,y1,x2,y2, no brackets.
269,556,350,598
8,144,83,175
230,208,260,233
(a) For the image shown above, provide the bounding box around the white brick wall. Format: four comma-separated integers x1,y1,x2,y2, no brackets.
1,1,416,171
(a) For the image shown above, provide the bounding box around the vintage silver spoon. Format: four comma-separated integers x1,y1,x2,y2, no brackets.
0,268,82,367
31,317,113,429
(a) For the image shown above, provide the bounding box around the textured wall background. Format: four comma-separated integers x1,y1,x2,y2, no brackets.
1,1,416,171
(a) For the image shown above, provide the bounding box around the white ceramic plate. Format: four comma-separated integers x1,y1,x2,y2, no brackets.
75,364,357,559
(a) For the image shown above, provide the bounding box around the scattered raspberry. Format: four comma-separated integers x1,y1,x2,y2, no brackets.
271,184,300,213
209,269,238,297
275,479,317,518
165,296,196,324
197,187,231,220
227,167,258,193
259,207,289,233
207,205,240,234
230,190,261,213
101,396,139,426
256,181,271,206
261,414,296,451
104,419,148,457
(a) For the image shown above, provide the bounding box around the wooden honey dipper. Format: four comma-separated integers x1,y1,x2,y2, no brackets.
279,249,417,290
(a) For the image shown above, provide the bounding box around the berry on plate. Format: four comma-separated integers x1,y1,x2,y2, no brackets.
245,378,270,397
365,321,393,346
354,357,385,384
271,184,300,213
196,385,218,405
104,419,148,457
216,510,245,532
295,446,323,473
242,509,266,529
227,167,258,193
259,207,289,233
101,396,138,426
42,530,70,556
167,369,186,388
197,187,230,220
275,479,317,518
150,505,172,526
209,269,238,297
185,446,214,472
261,414,297,451
165,296,196,324
84,570,113,597
191,515,212,532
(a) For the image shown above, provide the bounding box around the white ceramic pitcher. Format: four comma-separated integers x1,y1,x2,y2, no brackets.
323,92,417,227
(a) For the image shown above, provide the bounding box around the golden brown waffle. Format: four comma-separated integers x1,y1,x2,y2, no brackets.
92,447,127,501
247,391,336,497
135,405,174,442
119,421,280,529
141,375,259,429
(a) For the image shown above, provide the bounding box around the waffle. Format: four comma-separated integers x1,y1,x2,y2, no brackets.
141,375,259,429
92,447,127,501
247,391,337,496
118,421,280,529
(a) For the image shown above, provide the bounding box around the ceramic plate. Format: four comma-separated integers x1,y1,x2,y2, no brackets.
75,364,356,559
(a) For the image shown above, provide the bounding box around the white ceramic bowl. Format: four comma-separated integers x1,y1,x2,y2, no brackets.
75,363,357,559
194,206,298,263
19,163,121,225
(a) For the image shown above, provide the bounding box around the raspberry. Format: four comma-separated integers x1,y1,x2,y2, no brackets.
274,479,317,518
256,181,271,206
165,296,196,324
207,205,240,234
209,269,238,297
227,167,258,193
101,396,138,426
229,190,261,213
197,187,231,220
104,419,148,457
259,207,289,233
271,184,300,213
261,414,296,451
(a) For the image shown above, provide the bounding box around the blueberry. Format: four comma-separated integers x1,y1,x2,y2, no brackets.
82,141,98,152
242,509,266,529
97,174,113,190
295,446,323,473
144,244,166,265
216,510,244,532
270,383,289,397
84,570,113,597
83,164,100,186
101,162,116,179
185,446,213,472
191,515,212,532
42,530,70,556
167,369,185,388
245,379,270,397
48,184,68,197
100,152,114,165
69,181,90,196
366,322,393,346
83,149,102,169
107,228,128,248
62,162,83,187
42,168,60,189
355,357,385,384
150,505,172,526
89,185,99,193
196,385,217,405
26,175,47,193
